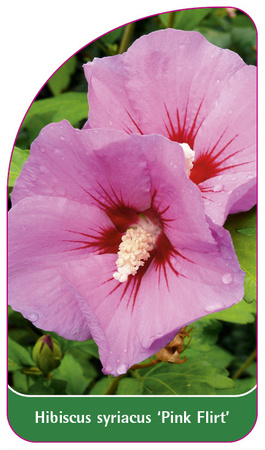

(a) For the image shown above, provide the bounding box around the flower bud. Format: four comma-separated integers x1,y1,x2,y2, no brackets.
32,334,62,374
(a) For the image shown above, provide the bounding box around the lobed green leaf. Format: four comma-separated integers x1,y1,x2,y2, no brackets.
135,357,234,395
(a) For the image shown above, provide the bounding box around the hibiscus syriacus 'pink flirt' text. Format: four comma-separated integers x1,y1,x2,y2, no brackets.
9,121,244,376
84,29,256,226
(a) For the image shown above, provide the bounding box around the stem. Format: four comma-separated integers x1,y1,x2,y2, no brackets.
118,22,136,54
232,349,257,380
166,11,176,28
104,374,126,395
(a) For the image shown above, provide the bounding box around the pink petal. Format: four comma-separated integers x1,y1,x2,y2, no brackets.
228,182,256,215
191,65,256,223
11,121,151,215
8,195,118,268
84,53,139,133
84,29,246,138
9,266,91,341
84,29,256,222
60,221,244,376
200,173,256,225
8,195,120,339
134,133,216,250
135,224,244,349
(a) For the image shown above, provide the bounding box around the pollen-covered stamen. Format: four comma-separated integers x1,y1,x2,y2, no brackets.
113,226,156,283
179,142,195,176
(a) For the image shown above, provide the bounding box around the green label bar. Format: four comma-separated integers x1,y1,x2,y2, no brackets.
8,387,257,442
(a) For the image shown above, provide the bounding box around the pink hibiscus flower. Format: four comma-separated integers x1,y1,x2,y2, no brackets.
84,29,256,226
9,121,244,376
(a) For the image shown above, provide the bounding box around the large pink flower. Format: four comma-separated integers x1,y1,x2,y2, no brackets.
9,121,244,376
84,29,256,226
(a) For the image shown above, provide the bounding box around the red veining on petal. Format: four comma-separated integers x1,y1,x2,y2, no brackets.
164,101,204,149
190,134,253,185
74,185,190,312
82,181,140,232
63,227,121,254
124,109,144,135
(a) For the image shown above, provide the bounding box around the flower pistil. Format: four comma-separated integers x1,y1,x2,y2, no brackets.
113,217,161,282
179,142,195,176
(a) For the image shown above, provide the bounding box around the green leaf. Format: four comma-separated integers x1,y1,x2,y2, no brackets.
209,299,256,324
21,92,88,142
89,377,112,395
194,27,232,48
51,353,92,395
138,358,234,395
116,378,144,395
12,371,29,394
66,339,99,359
231,27,256,64
100,27,124,45
225,208,256,303
66,348,98,380
174,8,212,30
217,377,256,395
159,8,212,30
202,346,235,369
49,378,68,395
48,56,77,96
28,379,55,395
189,317,222,352
8,337,36,372
8,146,30,188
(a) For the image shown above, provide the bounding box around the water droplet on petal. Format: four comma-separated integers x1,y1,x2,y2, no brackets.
117,364,128,375
204,304,218,313
170,161,177,169
40,147,46,153
105,364,113,373
28,312,39,322
60,136,65,141
123,348,127,353
222,273,233,284
213,184,223,192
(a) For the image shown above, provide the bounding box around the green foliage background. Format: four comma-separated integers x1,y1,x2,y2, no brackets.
8,7,257,396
